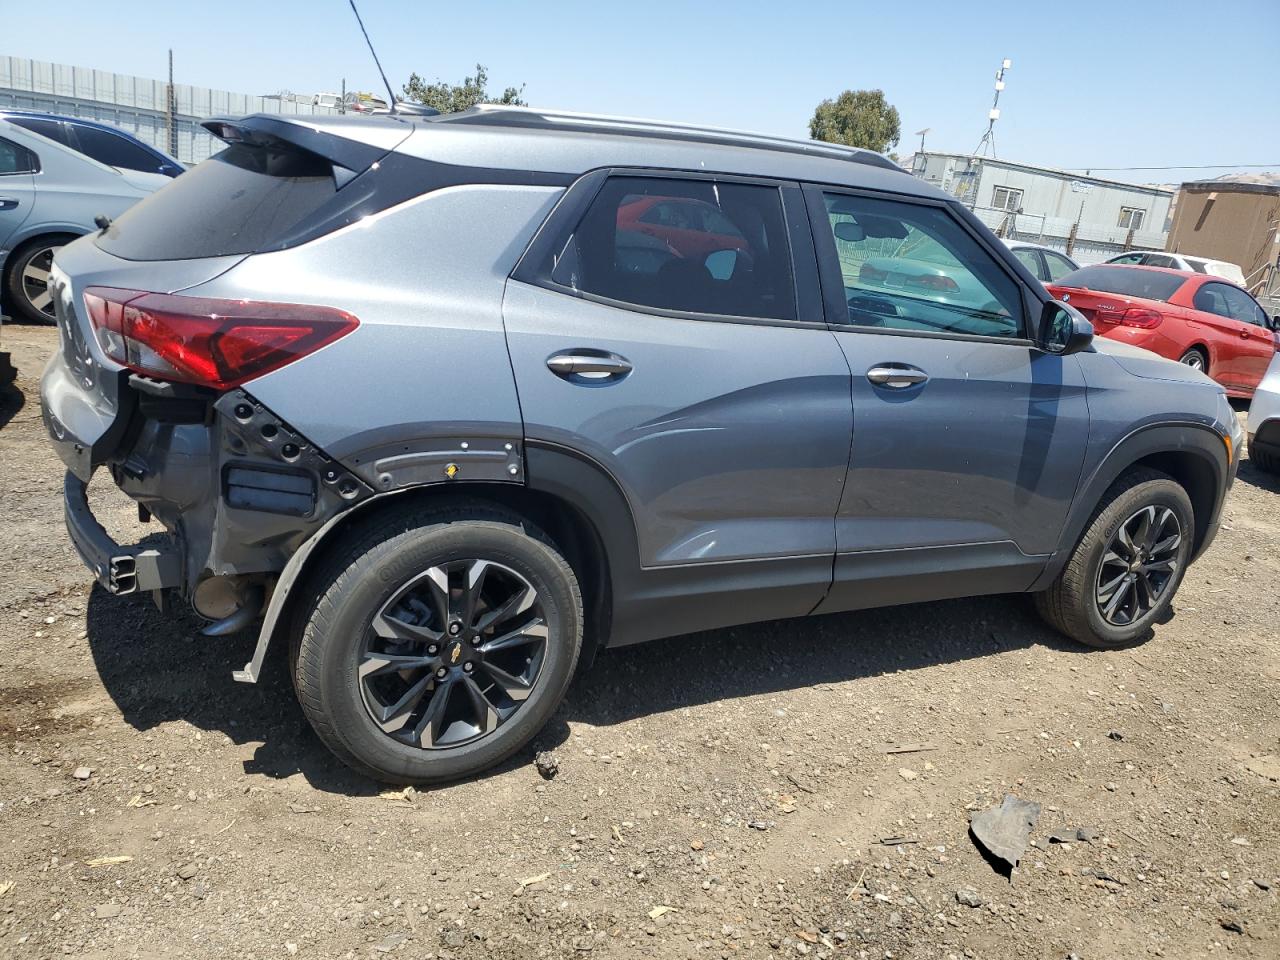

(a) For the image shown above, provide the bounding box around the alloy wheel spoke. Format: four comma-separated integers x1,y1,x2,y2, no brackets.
1103,579,1133,620
475,582,535,633
1150,528,1180,557
1133,572,1154,611
375,673,433,733
1114,524,1138,560
413,678,455,747
479,661,535,702
460,559,494,626
359,651,438,680
30,289,53,311
1097,570,1129,602
23,265,50,284
480,619,548,654
460,675,499,733
372,610,443,645
1131,506,1155,553
1144,558,1177,575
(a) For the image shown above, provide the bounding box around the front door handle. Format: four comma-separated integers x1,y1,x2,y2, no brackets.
0,197,19,211
866,365,928,388
547,353,633,379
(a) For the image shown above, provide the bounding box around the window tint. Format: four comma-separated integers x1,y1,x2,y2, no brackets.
1012,247,1043,279
72,125,163,173
0,136,38,174
548,176,796,320
96,142,336,261
1212,283,1269,326
1184,258,1208,274
1109,253,1144,265
820,192,1023,338
1056,266,1186,303
8,117,71,146
1042,250,1077,282
1144,254,1178,268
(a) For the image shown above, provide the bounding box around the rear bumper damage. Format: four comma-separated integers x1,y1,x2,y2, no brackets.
63,471,182,595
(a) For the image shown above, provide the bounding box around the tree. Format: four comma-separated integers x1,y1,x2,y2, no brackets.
402,64,526,114
808,89,901,154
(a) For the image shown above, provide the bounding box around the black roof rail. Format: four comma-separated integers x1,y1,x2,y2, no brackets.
432,105,902,171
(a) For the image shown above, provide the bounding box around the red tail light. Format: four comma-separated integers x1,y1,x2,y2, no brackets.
84,287,358,390
1118,307,1163,329
907,274,959,292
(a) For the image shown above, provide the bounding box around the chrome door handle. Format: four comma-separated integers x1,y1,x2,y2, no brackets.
866,365,928,388
0,197,19,211
546,353,633,378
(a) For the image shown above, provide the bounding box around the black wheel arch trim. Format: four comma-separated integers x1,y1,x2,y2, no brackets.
1029,420,1232,591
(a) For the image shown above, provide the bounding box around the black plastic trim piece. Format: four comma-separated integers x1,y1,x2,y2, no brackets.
63,471,181,595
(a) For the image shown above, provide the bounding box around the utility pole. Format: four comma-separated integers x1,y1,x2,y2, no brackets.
340,77,346,114
165,49,177,157
915,127,930,156
973,58,1010,159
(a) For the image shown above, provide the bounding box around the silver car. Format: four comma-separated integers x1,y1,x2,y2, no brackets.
41,107,1242,784
0,118,167,322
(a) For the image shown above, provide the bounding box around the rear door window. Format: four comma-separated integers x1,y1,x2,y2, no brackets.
1042,250,1077,282
70,125,163,174
1011,247,1044,280
96,142,336,261
817,192,1024,338
0,135,38,174
547,175,797,320
8,117,71,147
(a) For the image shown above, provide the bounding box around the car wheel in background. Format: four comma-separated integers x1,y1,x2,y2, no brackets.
1178,347,1208,373
3,235,74,324
1249,435,1279,474
1035,467,1194,649
292,502,583,785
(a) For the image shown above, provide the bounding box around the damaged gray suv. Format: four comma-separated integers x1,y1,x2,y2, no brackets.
42,107,1242,784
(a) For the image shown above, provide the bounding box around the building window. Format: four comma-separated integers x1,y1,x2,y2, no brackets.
991,186,1023,212
1118,207,1146,230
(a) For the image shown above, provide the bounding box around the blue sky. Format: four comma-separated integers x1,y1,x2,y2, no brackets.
6,0,1278,181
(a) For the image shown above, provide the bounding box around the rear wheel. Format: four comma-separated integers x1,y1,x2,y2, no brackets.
3,235,74,324
1250,434,1280,474
1178,347,1208,373
293,504,582,784
1035,468,1193,648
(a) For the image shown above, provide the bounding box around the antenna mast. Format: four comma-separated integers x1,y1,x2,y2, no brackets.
973,58,1010,158
348,0,398,113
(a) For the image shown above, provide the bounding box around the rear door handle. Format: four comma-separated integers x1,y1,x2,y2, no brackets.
0,197,19,211
866,365,928,388
547,353,633,379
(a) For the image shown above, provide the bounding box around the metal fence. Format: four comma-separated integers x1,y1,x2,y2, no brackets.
0,55,340,165
969,205,1166,266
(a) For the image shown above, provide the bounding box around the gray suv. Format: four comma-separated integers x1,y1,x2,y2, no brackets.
41,107,1242,784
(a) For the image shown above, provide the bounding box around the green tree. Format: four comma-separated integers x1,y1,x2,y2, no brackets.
808,89,901,153
402,63,526,113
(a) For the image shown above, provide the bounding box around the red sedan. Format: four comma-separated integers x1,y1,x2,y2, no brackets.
1047,264,1278,398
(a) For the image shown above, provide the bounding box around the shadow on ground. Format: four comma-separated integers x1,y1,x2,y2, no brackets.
84,586,1080,796
0,382,26,431
1237,457,1280,493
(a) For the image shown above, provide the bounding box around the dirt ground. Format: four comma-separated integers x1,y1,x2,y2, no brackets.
1,322,1278,960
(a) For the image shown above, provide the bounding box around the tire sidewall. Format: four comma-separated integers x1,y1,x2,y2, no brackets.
6,238,69,324
308,521,581,783
1078,481,1194,646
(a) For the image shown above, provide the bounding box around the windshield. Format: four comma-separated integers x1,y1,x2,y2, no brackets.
1054,266,1187,303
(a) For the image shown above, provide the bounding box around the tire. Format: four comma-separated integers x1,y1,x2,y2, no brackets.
1250,436,1280,474
1035,468,1194,649
1178,347,1208,374
292,503,583,785
3,235,75,324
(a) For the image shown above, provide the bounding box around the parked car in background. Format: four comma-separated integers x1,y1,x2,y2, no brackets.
0,110,183,179
41,107,1242,784
1247,351,1280,474
1047,264,1278,397
0,118,167,322
1003,240,1079,284
1104,250,1246,285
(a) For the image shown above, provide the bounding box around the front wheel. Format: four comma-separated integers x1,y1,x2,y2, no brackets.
4,235,73,323
293,504,583,784
1035,468,1194,648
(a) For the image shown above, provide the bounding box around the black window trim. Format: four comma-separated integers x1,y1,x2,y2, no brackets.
0,134,40,176
1200,279,1268,327
511,166,826,330
801,182,1040,347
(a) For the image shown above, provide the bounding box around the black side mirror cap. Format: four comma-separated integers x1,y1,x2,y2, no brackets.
1038,299,1093,356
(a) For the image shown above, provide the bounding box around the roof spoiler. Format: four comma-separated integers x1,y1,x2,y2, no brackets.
201,115,392,181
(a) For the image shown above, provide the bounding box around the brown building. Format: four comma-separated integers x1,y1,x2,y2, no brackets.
1167,179,1280,297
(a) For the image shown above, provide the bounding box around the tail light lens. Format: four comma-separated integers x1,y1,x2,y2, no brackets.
907,274,959,292
84,287,358,390
1118,307,1163,329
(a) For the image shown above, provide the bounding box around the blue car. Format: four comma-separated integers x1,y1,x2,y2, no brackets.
0,110,183,179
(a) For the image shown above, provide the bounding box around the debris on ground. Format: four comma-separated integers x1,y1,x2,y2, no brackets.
177,863,198,880
881,742,937,755
747,819,775,831
969,794,1041,872
1107,730,1125,741
1049,826,1099,844
71,766,93,780
84,855,133,867
92,903,122,919
534,750,560,780
1219,917,1245,935
955,888,983,908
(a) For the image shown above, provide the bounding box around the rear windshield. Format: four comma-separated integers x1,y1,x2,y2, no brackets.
1054,265,1186,303
96,142,335,261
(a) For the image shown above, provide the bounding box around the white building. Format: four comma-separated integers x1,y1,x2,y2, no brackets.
911,152,1175,265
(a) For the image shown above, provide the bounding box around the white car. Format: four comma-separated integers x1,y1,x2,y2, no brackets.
1003,240,1079,284
1247,350,1280,474
1104,251,1246,285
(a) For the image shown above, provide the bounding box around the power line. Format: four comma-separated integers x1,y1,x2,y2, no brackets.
1065,163,1279,172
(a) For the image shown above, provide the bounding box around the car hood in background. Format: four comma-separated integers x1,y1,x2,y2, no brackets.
112,167,170,194
1092,336,1218,389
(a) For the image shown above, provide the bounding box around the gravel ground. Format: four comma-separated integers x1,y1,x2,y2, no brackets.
1,323,1278,960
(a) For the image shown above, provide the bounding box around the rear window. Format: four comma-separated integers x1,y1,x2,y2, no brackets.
96,142,336,261
1054,266,1186,303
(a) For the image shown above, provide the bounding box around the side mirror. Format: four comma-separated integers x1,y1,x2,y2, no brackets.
1271,314,1280,332
1039,300,1093,356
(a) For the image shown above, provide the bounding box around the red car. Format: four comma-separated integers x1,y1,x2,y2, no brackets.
615,195,749,261
1047,264,1278,398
